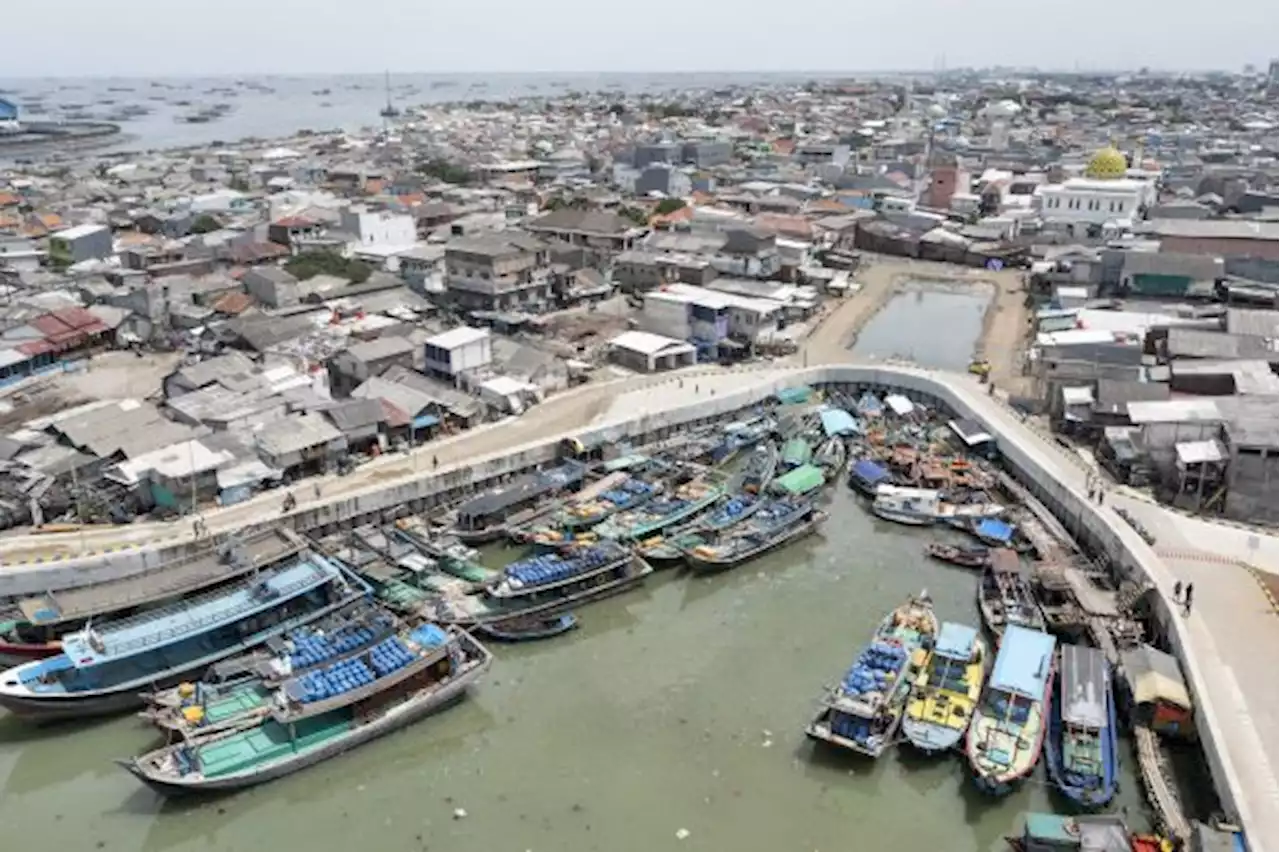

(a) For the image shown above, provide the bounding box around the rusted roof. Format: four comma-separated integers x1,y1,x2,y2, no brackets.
211,291,254,315
30,308,109,347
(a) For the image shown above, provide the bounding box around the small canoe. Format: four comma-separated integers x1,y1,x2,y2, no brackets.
476,613,579,642
924,542,990,569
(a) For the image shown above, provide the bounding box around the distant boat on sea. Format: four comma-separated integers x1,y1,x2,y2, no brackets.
380,71,400,119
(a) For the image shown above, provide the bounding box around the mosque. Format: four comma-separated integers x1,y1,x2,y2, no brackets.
1034,145,1158,238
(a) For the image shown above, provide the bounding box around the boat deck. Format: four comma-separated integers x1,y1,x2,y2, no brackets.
16,528,304,627
198,715,349,778
204,685,268,725
61,558,336,666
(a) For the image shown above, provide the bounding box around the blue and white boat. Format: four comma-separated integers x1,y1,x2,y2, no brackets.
0,555,367,721
1045,644,1118,808
966,625,1057,796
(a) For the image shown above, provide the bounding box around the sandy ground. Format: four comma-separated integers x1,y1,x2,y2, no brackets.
54,351,184,401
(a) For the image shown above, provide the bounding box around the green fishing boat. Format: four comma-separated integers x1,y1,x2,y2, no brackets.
594,480,725,542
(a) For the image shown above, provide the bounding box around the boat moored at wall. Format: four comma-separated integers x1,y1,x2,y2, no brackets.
682,500,826,574
979,549,1047,637
1045,644,1118,808
0,554,368,722
966,625,1057,796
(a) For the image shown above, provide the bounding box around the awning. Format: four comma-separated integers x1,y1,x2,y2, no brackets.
412,414,440,429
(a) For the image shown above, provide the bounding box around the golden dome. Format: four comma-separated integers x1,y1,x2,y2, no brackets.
1084,147,1128,180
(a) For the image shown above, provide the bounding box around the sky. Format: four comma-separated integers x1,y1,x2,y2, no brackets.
3,0,1278,77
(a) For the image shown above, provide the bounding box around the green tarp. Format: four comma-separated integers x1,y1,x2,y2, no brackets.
771,464,824,496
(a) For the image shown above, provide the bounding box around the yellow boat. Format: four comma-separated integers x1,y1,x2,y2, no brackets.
901,622,988,753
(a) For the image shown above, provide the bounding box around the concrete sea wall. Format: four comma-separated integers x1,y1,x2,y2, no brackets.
0,364,1257,849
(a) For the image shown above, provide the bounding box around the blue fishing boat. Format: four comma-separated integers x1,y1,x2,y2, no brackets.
682,499,826,573
854,392,884,418
0,555,368,721
476,613,579,642
1045,644,1118,808
966,625,1057,796
489,541,634,599
847,458,892,497
706,417,774,465
806,592,938,757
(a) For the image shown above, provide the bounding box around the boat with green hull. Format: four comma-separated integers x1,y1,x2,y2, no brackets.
682,500,826,573
122,626,491,795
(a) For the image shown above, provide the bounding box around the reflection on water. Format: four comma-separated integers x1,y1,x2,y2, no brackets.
850,281,993,371
0,488,1152,852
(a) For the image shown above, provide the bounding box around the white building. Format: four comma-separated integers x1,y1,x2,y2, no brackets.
424,326,492,380
340,205,417,250
608,330,697,373
1035,177,1156,237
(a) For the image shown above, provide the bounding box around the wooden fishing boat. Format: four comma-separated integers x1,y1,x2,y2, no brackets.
140,603,401,736
634,525,705,568
451,461,587,543
902,622,988,753
814,436,847,480
966,625,1057,795
780,437,813,470
806,591,938,758
872,486,1006,528
846,458,893,497
593,480,724,542
735,442,778,495
1045,644,1118,808
924,542,990,569
475,613,578,642
516,471,661,544
121,627,491,795
978,549,1046,637
682,501,826,574
1004,812,1147,852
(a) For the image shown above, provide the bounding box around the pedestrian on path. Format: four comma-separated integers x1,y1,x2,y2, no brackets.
432,455,439,471
1173,581,1183,603
1183,583,1194,616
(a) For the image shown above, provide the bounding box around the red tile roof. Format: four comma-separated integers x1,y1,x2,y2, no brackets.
211,291,254,315
30,308,109,348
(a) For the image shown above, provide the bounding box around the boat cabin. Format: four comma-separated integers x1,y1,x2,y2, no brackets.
454,461,586,535
985,625,1056,722
1011,813,1131,852
949,418,998,459
1118,644,1195,739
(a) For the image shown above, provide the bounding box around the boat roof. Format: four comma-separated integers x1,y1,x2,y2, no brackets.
850,459,890,482
988,547,1023,573
1023,814,1130,851
1061,644,1109,729
17,528,302,626
772,464,824,495
457,460,586,520
602,454,649,472
819,407,859,437
1120,643,1192,710
989,625,1056,698
975,518,1014,543
60,558,340,668
935,622,978,660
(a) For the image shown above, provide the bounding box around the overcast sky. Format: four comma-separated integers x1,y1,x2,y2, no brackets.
3,0,1277,77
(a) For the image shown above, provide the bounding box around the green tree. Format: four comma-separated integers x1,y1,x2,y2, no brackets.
617,205,649,226
285,251,371,284
653,198,687,216
189,214,223,235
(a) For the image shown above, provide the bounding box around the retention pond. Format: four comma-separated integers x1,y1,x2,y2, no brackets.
850,280,993,371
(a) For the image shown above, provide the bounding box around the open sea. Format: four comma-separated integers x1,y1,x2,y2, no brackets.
0,72,821,156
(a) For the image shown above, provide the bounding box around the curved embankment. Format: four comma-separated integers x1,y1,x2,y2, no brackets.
0,364,1270,852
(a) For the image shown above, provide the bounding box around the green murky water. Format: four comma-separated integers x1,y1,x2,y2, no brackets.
0,486,1152,852
850,282,992,371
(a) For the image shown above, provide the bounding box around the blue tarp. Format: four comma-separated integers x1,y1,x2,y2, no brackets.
851,459,890,484
935,622,978,660
775,386,813,405
976,518,1014,543
412,414,440,429
990,625,1056,699
820,407,859,437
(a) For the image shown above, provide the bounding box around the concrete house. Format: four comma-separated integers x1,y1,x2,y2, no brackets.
444,235,551,312
242,267,303,309
524,208,644,256
48,224,112,267
327,335,417,398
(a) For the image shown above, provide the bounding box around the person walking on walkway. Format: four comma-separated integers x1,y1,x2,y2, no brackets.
432,455,439,471
1173,581,1183,604
1183,583,1194,616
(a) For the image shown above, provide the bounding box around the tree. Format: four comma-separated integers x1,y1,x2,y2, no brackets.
617,205,649,226
285,251,371,284
189,214,223,235
653,198,687,216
